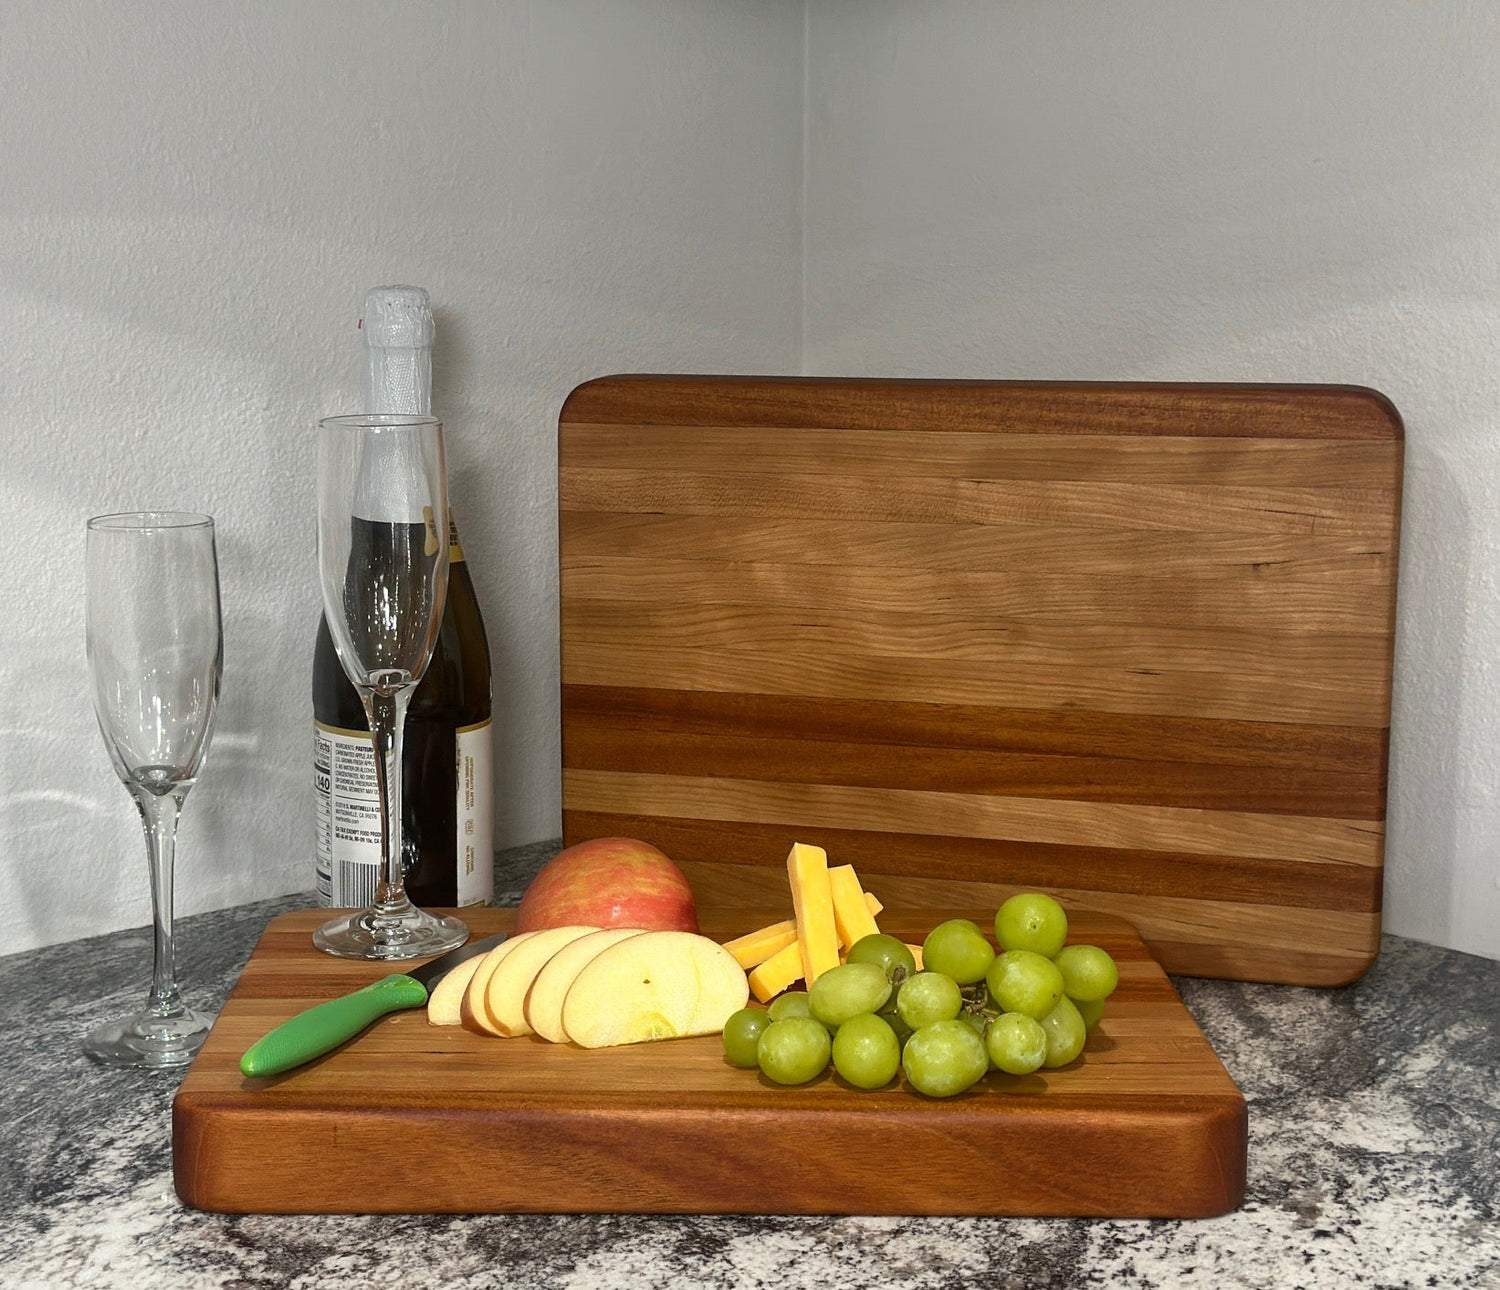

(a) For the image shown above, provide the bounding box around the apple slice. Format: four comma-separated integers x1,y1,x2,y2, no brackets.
561,931,750,1049
485,925,600,1037
461,934,536,1036
426,953,485,1026
525,928,645,1043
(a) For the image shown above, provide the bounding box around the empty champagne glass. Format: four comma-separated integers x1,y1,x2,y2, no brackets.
312,413,467,959
85,512,221,1067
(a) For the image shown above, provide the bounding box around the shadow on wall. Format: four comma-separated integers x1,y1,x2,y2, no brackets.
1385,440,1466,949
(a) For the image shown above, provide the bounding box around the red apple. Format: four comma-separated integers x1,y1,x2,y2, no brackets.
515,837,700,934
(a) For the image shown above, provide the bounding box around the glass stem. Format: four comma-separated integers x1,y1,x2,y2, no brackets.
365,685,413,915
132,786,186,1018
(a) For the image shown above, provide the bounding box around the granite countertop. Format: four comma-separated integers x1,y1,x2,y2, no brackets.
3,840,1497,1290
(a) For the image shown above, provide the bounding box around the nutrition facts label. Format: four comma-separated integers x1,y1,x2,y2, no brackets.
313,724,382,907
313,719,493,907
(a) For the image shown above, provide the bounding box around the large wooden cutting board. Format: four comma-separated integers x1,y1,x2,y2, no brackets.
173,893,1245,1217
558,377,1403,986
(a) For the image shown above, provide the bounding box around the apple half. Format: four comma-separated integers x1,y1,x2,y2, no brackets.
561,930,750,1049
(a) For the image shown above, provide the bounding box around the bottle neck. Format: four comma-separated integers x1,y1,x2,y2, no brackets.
367,345,432,417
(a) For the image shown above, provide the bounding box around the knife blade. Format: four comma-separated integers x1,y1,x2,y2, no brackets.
239,932,508,1078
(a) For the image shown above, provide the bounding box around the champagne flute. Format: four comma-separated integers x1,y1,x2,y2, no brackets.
312,413,468,959
84,512,221,1067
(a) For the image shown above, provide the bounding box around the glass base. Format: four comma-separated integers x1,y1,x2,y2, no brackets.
313,904,468,961
83,1006,214,1069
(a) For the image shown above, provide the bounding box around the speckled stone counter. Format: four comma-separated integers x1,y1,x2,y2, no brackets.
3,841,1498,1289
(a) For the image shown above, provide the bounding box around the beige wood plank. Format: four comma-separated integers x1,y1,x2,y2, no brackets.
561,512,1397,579
562,599,1395,680
563,770,1383,867
561,557,1395,634
560,467,1397,537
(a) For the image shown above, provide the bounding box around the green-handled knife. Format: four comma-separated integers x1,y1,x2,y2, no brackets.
239,933,507,1078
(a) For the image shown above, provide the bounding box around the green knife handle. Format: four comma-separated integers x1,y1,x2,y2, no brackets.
239,974,429,1078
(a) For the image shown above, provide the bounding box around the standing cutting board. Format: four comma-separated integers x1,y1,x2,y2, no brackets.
173,896,1246,1217
558,377,1403,985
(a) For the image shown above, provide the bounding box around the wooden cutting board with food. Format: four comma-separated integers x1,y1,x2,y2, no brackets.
174,843,1245,1217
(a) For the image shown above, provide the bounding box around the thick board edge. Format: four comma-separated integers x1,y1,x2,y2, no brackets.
560,375,1404,442
174,1095,1246,1218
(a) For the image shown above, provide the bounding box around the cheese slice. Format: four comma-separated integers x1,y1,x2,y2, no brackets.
787,842,840,987
747,939,804,1003
906,943,925,971
829,864,881,949
722,919,799,970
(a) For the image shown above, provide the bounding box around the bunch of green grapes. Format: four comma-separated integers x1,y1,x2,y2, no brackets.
721,896,1120,1097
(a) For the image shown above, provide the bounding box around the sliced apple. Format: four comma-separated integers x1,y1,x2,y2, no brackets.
525,927,646,1043
485,925,600,1037
426,953,485,1026
561,930,750,1049
461,933,535,1036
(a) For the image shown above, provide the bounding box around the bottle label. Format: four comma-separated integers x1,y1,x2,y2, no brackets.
456,719,494,907
314,718,493,908
314,723,383,908
448,517,467,565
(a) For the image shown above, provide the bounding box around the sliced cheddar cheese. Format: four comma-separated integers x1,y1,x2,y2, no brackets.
787,841,840,987
722,918,799,970
747,939,804,1004
906,943,925,971
829,864,881,949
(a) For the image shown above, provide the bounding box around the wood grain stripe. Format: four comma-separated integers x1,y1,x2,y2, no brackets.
563,722,1384,818
561,426,1402,488
565,811,1379,912
564,641,1392,727
562,606,1393,696
560,376,1403,441
560,468,1396,538
564,685,1386,772
562,512,1396,579
563,771,1382,867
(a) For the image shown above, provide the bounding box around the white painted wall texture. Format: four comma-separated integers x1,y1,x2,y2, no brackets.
8,1,1499,964
2,1,803,953
805,1,1500,962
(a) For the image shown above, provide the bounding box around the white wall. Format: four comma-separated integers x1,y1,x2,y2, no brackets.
2,0,803,952
805,0,1500,961
9,0,1499,964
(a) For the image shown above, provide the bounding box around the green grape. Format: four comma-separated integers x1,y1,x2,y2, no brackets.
1075,997,1106,1031
896,971,964,1029
1052,944,1119,1003
1039,995,1087,1068
921,919,997,985
756,1016,832,1085
831,1013,901,1089
846,933,917,983
721,1008,769,1068
768,991,813,1022
985,1012,1048,1075
809,962,893,1028
959,1010,989,1041
985,950,1065,1021
994,892,1068,957
901,1019,990,1097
